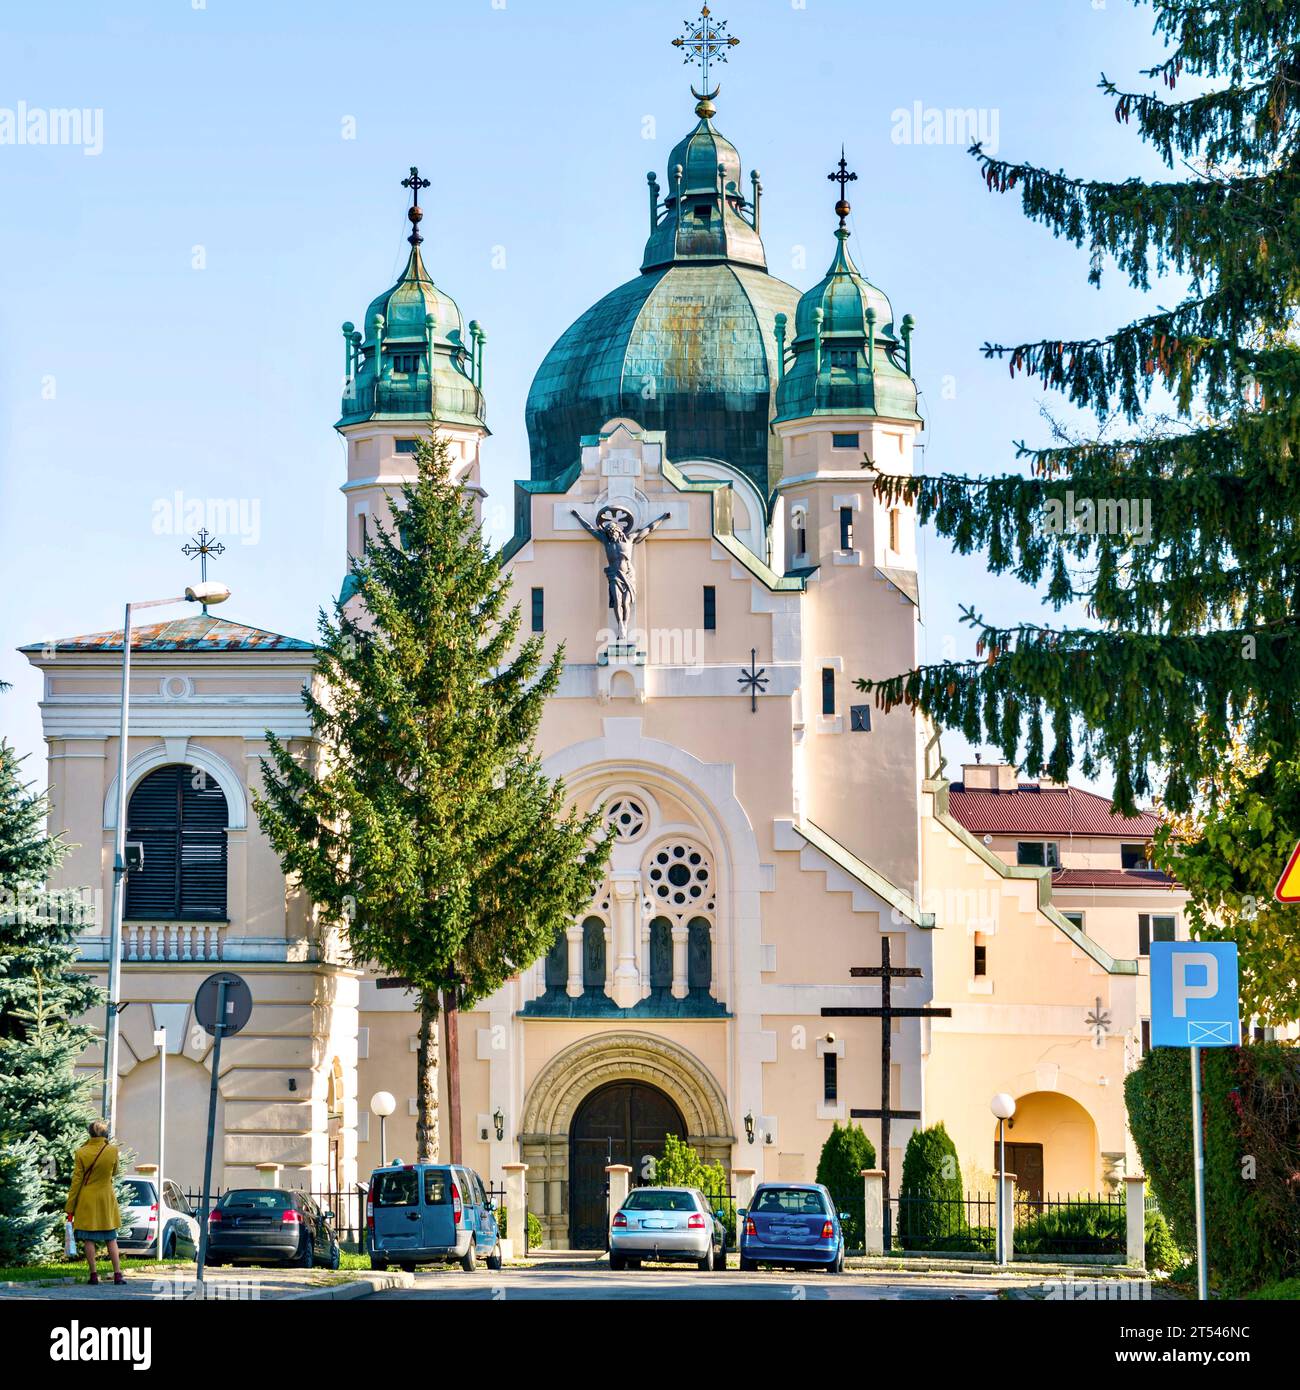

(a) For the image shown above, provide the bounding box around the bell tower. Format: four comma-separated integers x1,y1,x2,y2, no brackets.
772,155,925,891
335,167,490,604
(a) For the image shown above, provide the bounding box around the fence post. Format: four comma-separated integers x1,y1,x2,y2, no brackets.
605,1163,632,1242
502,1162,529,1260
861,1169,885,1255
995,1171,1017,1264
1124,1174,1147,1269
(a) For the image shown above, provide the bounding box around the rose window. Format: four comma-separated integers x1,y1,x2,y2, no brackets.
646,842,713,910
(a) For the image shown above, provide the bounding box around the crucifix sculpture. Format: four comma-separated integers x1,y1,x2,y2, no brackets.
401,165,431,245
671,5,740,94
572,506,671,643
182,529,225,614
828,147,857,228
822,937,952,1248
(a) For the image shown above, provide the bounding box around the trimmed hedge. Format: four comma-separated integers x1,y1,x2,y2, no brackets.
898,1123,964,1250
815,1122,876,1250
1125,1042,1300,1293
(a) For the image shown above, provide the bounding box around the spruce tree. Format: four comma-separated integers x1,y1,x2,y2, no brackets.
857,2,1300,1004
815,1121,877,1249
0,735,101,1240
254,437,609,1161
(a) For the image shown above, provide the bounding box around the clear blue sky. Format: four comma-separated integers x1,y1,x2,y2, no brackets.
0,0,1178,789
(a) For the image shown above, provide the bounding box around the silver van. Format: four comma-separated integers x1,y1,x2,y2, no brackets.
367,1162,502,1272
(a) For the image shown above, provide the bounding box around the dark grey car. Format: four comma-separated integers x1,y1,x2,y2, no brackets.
205,1188,341,1269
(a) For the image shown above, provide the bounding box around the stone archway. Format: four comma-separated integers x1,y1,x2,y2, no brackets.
519,1031,734,1248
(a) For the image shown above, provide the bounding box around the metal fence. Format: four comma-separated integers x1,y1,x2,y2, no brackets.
892,1191,997,1253
1013,1191,1127,1256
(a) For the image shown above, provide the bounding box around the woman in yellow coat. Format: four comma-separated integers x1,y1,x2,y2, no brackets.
66,1119,124,1284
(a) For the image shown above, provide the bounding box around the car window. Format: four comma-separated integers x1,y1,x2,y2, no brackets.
218,1189,289,1210
623,1189,696,1211
424,1170,451,1206
163,1181,188,1213
753,1187,829,1215
372,1170,419,1207
121,1179,154,1207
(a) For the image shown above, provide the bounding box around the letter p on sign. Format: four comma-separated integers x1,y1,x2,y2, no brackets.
1172,952,1217,1017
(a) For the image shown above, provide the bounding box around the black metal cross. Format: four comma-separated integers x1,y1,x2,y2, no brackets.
401,166,430,208
402,166,431,246
182,529,224,584
828,148,857,227
737,648,768,712
822,937,951,1247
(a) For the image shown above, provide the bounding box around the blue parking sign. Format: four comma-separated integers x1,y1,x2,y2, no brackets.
1150,941,1240,1047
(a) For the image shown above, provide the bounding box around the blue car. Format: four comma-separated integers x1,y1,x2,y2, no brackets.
367,1161,502,1272
739,1182,845,1273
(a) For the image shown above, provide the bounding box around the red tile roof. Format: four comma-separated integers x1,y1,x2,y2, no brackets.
1051,868,1178,890
947,782,1161,838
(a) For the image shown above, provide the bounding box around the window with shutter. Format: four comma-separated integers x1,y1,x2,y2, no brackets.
125,765,228,921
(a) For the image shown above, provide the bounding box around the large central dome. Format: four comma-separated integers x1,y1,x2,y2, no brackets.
526,95,800,498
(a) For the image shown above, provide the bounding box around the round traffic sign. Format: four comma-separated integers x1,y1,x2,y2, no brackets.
194,971,253,1037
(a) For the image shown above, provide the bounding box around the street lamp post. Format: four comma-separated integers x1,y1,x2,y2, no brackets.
101,582,231,1135
990,1092,1016,1267
153,1026,168,1261
370,1091,397,1166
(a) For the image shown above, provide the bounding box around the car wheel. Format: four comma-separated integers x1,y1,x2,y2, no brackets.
399,1263,416,1274
714,1241,727,1272
609,1251,624,1271
330,1243,341,1271
739,1256,756,1272
487,1241,503,1272
162,1230,177,1260
297,1233,315,1269
461,1239,477,1273
697,1244,715,1272
370,1255,388,1272
627,1257,642,1270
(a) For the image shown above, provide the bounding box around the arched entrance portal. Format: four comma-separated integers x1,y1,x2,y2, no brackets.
569,1082,685,1249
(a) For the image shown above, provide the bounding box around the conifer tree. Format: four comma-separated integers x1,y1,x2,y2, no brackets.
861,0,1300,813
858,2,1300,1004
0,732,101,1242
254,438,609,1160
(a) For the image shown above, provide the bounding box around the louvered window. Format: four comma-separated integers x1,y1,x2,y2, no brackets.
125,765,229,920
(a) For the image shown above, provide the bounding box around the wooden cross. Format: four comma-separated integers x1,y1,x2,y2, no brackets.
821,936,951,1246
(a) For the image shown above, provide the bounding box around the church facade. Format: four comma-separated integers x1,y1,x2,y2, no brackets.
26,61,1156,1247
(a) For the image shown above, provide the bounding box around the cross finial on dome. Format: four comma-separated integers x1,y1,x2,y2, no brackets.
401,166,431,246
672,5,739,114
828,148,857,229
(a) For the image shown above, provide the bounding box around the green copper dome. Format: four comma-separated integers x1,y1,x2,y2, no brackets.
338,232,488,433
526,97,799,498
774,224,920,425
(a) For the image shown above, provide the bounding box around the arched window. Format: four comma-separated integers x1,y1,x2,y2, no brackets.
125,765,228,920
581,917,606,993
544,930,568,993
687,918,712,994
649,917,673,992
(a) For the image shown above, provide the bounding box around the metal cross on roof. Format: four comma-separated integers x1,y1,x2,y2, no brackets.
829,148,857,227
737,648,768,713
671,5,739,92
401,166,431,245
182,528,225,584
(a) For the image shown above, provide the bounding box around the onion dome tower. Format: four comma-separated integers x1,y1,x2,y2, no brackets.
525,7,801,499
774,152,921,427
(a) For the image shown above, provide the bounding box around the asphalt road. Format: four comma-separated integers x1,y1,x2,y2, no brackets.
363,1266,1022,1300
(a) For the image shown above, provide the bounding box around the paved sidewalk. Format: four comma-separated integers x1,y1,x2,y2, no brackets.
0,1264,413,1302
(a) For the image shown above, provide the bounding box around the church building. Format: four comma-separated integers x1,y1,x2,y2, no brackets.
25,19,1157,1247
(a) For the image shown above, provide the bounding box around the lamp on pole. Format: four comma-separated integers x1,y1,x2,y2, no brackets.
153,1026,168,1261
101,582,231,1135
990,1092,1016,1266
370,1091,397,1166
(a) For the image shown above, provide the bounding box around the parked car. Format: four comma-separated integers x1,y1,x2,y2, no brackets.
609,1187,727,1271
367,1162,502,1272
204,1188,341,1269
118,1176,200,1259
739,1182,844,1272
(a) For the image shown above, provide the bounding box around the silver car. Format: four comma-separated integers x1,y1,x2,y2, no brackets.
609,1187,727,1271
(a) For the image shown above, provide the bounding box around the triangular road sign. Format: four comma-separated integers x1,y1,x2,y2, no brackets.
1274,839,1300,903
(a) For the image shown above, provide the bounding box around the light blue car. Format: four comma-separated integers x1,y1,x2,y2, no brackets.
739,1181,845,1273
367,1162,502,1272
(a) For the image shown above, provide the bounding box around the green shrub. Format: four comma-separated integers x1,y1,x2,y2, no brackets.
495,1202,544,1252
898,1123,964,1250
815,1122,876,1251
1015,1201,1124,1256
1144,1206,1182,1272
1125,1042,1300,1293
